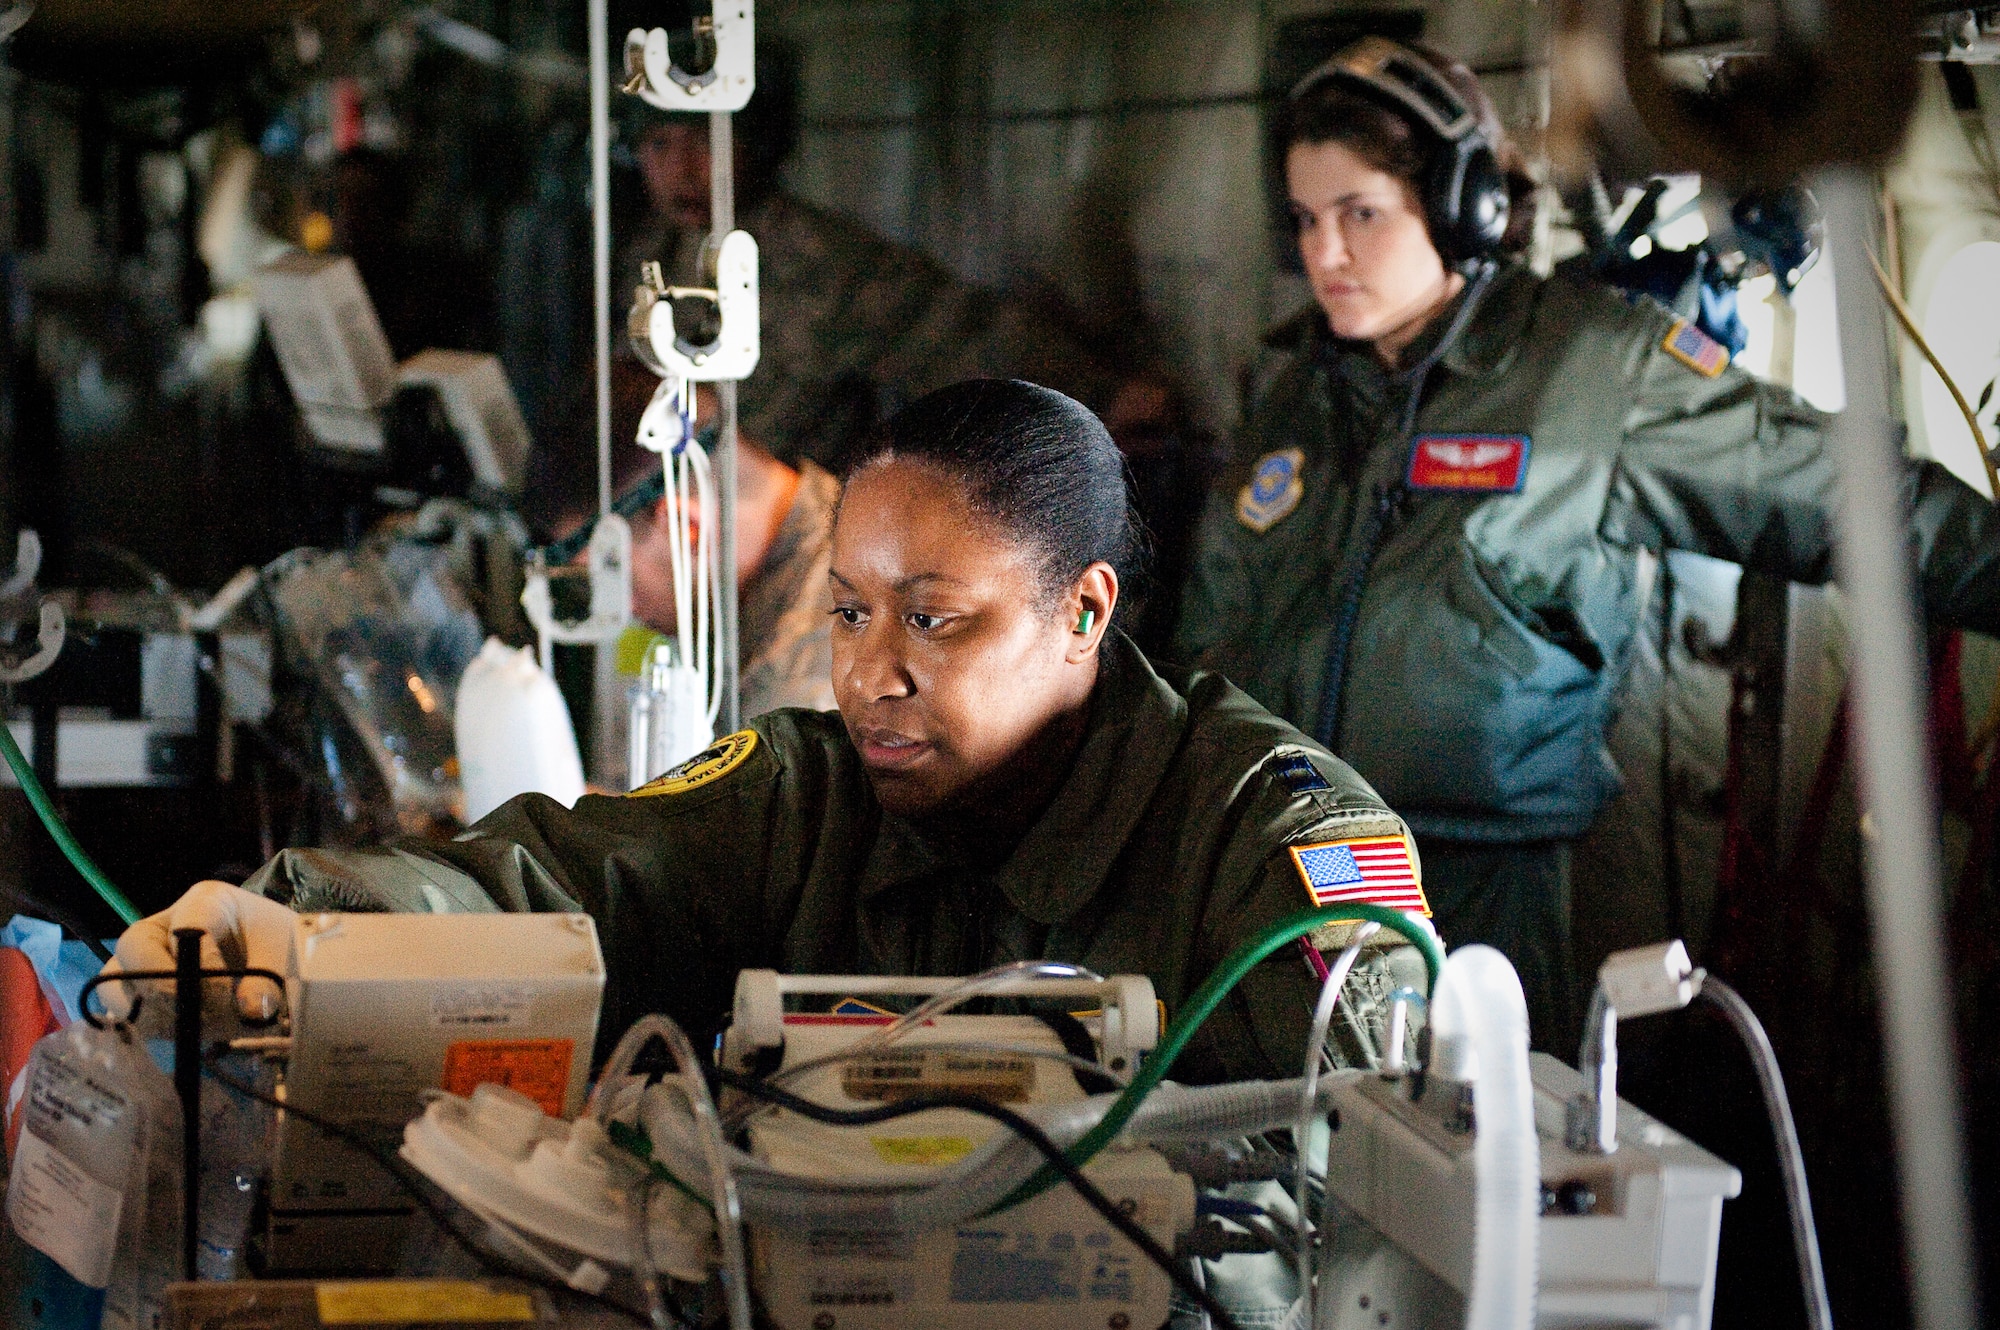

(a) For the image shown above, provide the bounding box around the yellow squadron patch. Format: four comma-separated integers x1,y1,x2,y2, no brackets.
1235,448,1305,532
628,729,758,797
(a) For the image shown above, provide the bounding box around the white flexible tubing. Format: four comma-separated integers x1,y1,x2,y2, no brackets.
595,1015,753,1330
640,1076,1360,1235
1429,945,1538,1330
658,434,721,728
1295,924,1379,1319
664,449,692,676
693,443,719,725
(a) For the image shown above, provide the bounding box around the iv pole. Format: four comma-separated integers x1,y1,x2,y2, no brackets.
712,110,741,734
588,0,742,755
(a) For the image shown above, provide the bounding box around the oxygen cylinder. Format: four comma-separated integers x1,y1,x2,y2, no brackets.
454,637,587,824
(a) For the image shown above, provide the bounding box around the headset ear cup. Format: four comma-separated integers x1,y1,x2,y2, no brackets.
1429,139,1509,262
1426,150,1466,259
1461,143,1511,256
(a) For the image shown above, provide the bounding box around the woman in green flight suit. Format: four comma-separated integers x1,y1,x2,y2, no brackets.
1175,38,2000,1045
111,379,1432,1090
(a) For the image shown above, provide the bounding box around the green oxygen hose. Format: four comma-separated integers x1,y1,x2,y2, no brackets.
0,717,142,926
992,902,1443,1213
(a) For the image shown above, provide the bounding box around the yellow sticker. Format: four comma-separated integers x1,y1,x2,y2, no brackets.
1067,999,1170,1033
628,729,759,797
316,1280,537,1324
869,1135,977,1166
1235,448,1305,533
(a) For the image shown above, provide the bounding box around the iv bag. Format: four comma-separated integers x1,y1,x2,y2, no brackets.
629,642,712,787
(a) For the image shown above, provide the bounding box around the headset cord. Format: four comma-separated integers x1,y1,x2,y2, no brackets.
1314,261,1496,752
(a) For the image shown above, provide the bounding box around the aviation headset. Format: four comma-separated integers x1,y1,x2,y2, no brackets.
1287,37,1511,265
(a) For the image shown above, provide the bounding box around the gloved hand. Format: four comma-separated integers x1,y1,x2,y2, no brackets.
98,881,297,1028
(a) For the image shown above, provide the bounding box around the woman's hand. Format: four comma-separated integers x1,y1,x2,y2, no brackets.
99,881,297,1026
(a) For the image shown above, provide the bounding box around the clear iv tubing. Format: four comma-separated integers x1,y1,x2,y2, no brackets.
1698,976,1833,1330
1294,922,1380,1320
595,1015,751,1330
874,959,1106,1046
765,960,1107,1090
629,1176,674,1330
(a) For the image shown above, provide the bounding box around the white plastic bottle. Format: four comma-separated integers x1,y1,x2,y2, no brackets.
454,637,588,824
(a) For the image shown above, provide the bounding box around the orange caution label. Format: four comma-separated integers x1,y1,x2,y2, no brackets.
440,1039,574,1116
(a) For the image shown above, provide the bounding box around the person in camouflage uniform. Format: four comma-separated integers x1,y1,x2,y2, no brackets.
736,450,838,717
525,417,837,719
616,44,1132,471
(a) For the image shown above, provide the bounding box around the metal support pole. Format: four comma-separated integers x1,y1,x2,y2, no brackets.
173,927,203,1283
1816,166,1981,1330
589,0,612,520
712,109,741,733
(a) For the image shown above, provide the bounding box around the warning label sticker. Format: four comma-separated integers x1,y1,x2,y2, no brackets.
440,1039,574,1116
430,983,535,1029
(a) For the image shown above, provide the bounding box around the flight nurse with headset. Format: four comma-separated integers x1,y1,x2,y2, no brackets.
1176,37,2000,1044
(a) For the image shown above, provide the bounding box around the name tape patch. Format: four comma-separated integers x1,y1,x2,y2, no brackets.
1236,448,1305,532
1289,835,1431,917
628,728,758,797
1662,320,1730,377
1406,434,1530,493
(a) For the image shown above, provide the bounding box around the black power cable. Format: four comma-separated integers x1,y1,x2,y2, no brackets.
201,1057,684,1329
713,1067,1247,1330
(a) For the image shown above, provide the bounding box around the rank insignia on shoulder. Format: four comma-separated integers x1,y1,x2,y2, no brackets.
628,729,759,797
1271,752,1332,794
1289,835,1430,917
1235,448,1305,532
1406,434,1530,493
1662,320,1730,377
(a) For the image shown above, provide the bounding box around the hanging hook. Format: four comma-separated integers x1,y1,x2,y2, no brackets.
0,601,65,686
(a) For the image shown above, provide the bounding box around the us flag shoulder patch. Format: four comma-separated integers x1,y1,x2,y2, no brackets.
1289,835,1430,917
1662,320,1730,378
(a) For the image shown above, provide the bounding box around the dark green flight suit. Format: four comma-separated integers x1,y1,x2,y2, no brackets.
243,632,1414,1087
1176,261,2000,1045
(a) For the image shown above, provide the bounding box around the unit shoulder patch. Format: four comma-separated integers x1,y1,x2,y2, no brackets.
1235,448,1305,532
1406,434,1530,493
1288,834,1431,917
1661,320,1730,378
628,729,759,798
